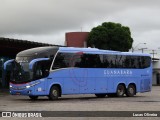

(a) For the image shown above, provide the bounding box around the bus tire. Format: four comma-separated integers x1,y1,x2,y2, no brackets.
126,84,136,97
95,94,106,98
48,86,60,100
29,96,38,100
116,84,125,97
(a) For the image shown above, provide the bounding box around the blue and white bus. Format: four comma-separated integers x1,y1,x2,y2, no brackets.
3,47,152,100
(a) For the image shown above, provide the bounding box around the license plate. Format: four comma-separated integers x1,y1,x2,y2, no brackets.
16,92,21,95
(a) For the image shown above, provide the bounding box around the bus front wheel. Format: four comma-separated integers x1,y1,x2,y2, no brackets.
48,86,60,100
126,84,136,97
116,84,125,97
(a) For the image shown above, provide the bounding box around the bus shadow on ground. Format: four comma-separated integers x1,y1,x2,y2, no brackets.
15,96,100,102
13,95,147,103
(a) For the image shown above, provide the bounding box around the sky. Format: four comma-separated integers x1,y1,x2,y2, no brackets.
0,0,160,54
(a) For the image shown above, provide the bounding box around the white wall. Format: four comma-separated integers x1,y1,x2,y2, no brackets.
153,61,160,69
152,60,160,85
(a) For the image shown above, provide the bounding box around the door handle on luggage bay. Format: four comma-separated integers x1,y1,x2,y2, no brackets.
141,74,149,77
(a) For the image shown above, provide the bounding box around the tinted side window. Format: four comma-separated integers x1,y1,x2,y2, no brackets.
123,56,138,68
129,56,151,69
53,53,102,68
33,60,52,79
103,54,117,68
102,54,151,69
116,55,126,68
141,56,151,68
52,53,73,69
53,53,151,69
73,54,102,68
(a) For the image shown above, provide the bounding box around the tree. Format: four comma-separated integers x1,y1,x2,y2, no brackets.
87,22,133,52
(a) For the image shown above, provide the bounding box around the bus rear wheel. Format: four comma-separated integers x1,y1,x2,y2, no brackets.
48,86,60,100
95,94,106,98
29,96,38,100
116,84,125,97
126,84,136,97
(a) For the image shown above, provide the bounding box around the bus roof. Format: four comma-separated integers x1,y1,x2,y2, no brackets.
16,46,151,57
59,47,119,53
17,46,59,57
59,47,151,57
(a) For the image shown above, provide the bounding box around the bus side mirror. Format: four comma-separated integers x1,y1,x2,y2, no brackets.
3,59,14,71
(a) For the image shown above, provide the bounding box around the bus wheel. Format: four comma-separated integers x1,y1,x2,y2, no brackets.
126,84,136,97
29,96,38,100
116,84,125,97
95,94,106,98
48,86,60,100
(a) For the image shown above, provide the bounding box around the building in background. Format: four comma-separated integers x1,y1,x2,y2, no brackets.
65,32,89,47
152,57,160,85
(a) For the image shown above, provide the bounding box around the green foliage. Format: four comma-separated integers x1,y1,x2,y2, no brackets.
87,22,133,51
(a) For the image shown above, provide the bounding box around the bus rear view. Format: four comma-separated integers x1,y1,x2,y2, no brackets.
3,47,152,100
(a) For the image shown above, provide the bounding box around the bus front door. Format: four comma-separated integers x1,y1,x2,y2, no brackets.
29,58,51,95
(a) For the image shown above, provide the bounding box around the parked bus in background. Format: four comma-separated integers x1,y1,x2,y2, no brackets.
3,47,152,100
0,57,12,88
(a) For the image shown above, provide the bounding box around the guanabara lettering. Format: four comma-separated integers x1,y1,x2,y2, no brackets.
104,70,132,75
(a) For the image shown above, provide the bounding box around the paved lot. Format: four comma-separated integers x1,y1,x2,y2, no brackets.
0,86,160,120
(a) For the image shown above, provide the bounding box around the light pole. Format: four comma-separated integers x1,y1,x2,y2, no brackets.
132,43,146,52
138,48,148,53
150,50,157,61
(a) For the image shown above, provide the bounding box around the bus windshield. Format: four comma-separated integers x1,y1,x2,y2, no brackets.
10,58,52,84
10,61,32,83
10,61,31,83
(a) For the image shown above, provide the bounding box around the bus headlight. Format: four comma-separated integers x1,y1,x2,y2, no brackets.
10,85,12,88
26,85,31,88
26,82,40,89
